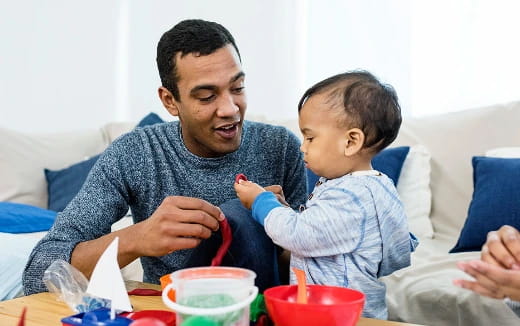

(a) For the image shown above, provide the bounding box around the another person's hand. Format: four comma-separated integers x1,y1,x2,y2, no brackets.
234,179,266,209
482,225,520,270
264,185,290,207
454,260,520,301
134,196,224,257
454,225,520,301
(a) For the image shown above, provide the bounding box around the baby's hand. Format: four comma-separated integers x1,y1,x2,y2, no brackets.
234,178,266,209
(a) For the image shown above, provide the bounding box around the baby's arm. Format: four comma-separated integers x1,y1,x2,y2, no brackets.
261,188,366,257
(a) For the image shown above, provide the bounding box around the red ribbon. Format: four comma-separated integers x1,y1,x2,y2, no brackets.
127,288,162,296
211,218,232,266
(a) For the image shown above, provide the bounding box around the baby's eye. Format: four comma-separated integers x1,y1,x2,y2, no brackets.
305,137,314,142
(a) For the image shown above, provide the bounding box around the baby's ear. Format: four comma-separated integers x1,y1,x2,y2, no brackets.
344,128,365,156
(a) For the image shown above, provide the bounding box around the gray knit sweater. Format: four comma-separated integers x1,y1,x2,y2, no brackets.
23,120,306,294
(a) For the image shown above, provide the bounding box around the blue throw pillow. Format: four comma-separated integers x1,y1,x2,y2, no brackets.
45,113,164,212
0,202,57,233
450,157,520,253
45,156,99,211
306,146,410,195
137,112,164,127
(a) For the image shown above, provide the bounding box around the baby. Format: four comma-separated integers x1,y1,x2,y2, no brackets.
234,70,418,319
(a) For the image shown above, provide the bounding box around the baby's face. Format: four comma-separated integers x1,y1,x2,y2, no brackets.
298,93,360,179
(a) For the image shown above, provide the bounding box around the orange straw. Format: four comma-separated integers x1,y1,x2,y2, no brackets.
292,267,308,304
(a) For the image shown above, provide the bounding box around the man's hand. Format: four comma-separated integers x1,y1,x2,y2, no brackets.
265,185,290,207
482,225,520,270
134,196,224,257
72,196,223,279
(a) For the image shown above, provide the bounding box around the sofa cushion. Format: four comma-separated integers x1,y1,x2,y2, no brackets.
391,100,520,242
450,156,520,253
0,202,57,233
396,145,433,239
45,113,165,212
136,112,164,127
306,146,409,192
45,155,99,212
485,147,520,158
371,146,410,185
0,127,108,209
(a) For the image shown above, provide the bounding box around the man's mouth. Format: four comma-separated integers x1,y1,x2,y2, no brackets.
215,122,240,139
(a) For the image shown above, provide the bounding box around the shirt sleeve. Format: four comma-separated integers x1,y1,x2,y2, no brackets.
251,191,284,225
22,135,140,295
263,185,370,257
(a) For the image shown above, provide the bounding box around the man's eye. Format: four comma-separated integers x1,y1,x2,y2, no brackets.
232,87,245,94
199,95,215,102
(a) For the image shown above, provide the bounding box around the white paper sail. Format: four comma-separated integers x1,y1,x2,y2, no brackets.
86,237,132,316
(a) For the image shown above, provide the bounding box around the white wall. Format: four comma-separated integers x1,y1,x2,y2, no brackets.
1,1,519,133
0,1,120,132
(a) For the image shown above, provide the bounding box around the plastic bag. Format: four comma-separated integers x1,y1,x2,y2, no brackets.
43,259,110,313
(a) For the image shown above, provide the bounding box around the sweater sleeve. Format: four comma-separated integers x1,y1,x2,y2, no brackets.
22,135,141,295
264,185,369,257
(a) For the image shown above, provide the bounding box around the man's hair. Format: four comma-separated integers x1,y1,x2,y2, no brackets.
298,70,402,153
156,19,241,101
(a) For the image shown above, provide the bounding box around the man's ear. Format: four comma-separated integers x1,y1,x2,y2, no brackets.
344,128,365,156
158,86,179,117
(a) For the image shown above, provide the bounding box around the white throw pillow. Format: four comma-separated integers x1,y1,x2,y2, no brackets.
396,145,434,239
0,127,108,208
485,147,520,158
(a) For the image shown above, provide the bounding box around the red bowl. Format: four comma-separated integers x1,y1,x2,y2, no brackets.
264,285,365,326
125,310,176,326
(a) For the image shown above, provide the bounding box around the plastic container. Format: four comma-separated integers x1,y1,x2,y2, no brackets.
264,284,365,326
61,308,133,326
125,310,176,326
160,274,176,302
162,267,258,326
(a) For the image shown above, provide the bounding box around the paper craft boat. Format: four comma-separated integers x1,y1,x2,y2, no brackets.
86,237,132,319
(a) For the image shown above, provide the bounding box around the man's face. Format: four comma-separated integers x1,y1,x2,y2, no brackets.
163,45,246,158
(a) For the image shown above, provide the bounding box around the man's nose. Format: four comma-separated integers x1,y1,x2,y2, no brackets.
216,93,240,117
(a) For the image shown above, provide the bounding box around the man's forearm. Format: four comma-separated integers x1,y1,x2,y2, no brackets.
71,226,141,279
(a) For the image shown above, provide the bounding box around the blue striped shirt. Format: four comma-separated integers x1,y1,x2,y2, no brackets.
252,172,418,319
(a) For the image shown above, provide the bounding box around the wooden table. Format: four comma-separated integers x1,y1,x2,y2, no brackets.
0,281,421,325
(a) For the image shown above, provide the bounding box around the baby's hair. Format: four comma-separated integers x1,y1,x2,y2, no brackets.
298,70,401,153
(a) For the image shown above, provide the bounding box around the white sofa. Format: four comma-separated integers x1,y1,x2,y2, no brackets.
1,101,520,325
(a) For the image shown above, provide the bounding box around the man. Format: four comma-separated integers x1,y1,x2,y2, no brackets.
23,19,306,294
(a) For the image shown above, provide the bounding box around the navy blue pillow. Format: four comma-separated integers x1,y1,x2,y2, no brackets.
306,146,410,195
45,113,165,212
0,202,57,233
450,157,520,253
45,157,99,211
137,112,164,127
